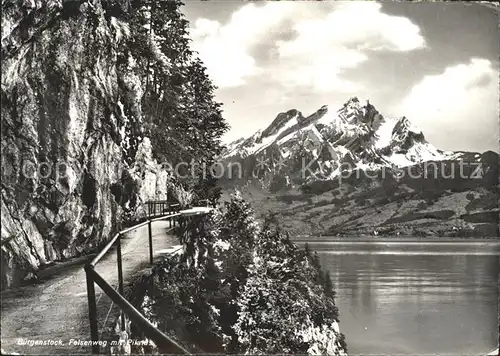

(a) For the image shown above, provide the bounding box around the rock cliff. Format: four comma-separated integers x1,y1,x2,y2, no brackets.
1,1,170,288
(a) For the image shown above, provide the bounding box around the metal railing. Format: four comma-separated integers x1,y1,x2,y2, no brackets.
147,199,211,217
84,199,210,354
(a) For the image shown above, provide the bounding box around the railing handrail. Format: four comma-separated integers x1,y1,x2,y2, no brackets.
85,266,190,354
89,232,121,268
84,200,212,354
147,199,209,204
119,220,150,236
150,212,181,222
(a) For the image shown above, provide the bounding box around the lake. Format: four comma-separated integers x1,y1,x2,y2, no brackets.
295,239,499,355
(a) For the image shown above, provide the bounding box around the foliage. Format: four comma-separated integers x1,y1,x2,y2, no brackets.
167,181,193,207
128,0,229,196
232,225,346,354
146,256,223,353
140,193,347,355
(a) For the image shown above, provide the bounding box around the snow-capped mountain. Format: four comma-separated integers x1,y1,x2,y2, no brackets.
221,97,463,186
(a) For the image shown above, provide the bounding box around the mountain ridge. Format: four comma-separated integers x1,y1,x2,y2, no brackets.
218,97,498,238
221,97,467,188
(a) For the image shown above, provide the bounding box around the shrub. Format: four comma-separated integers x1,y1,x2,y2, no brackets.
136,193,347,355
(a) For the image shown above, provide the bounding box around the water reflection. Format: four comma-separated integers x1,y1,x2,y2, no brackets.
308,240,499,355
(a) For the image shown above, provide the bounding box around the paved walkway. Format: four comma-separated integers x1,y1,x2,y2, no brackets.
1,220,179,355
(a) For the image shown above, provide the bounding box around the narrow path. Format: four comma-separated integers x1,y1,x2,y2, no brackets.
1,220,178,355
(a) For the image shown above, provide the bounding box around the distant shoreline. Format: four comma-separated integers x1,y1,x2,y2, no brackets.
292,237,500,254
292,236,500,243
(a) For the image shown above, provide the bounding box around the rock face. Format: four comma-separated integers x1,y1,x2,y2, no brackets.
1,1,170,289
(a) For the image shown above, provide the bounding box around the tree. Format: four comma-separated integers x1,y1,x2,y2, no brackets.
324,271,334,298
232,224,345,354
141,196,346,355
304,242,311,257
130,0,228,193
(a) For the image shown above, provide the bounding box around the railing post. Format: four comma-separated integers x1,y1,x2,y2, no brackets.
116,235,125,331
148,219,153,265
179,216,184,245
85,265,100,354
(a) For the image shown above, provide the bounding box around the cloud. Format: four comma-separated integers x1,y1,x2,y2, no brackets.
273,2,426,93
189,3,296,88
397,58,499,152
190,2,426,90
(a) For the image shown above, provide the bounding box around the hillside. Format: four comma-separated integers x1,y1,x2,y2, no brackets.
1,0,227,289
219,99,498,238
220,97,465,186
106,194,348,355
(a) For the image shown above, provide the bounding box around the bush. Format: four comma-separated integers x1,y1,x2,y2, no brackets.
233,227,346,354
135,193,347,355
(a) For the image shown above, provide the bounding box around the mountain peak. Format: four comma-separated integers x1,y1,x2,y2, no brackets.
337,96,363,113
221,97,459,182
299,104,329,126
340,96,361,107
261,109,303,138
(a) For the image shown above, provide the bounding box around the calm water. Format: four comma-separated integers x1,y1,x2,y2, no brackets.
298,239,499,355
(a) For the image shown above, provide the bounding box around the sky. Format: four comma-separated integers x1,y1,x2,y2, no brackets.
182,1,499,153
